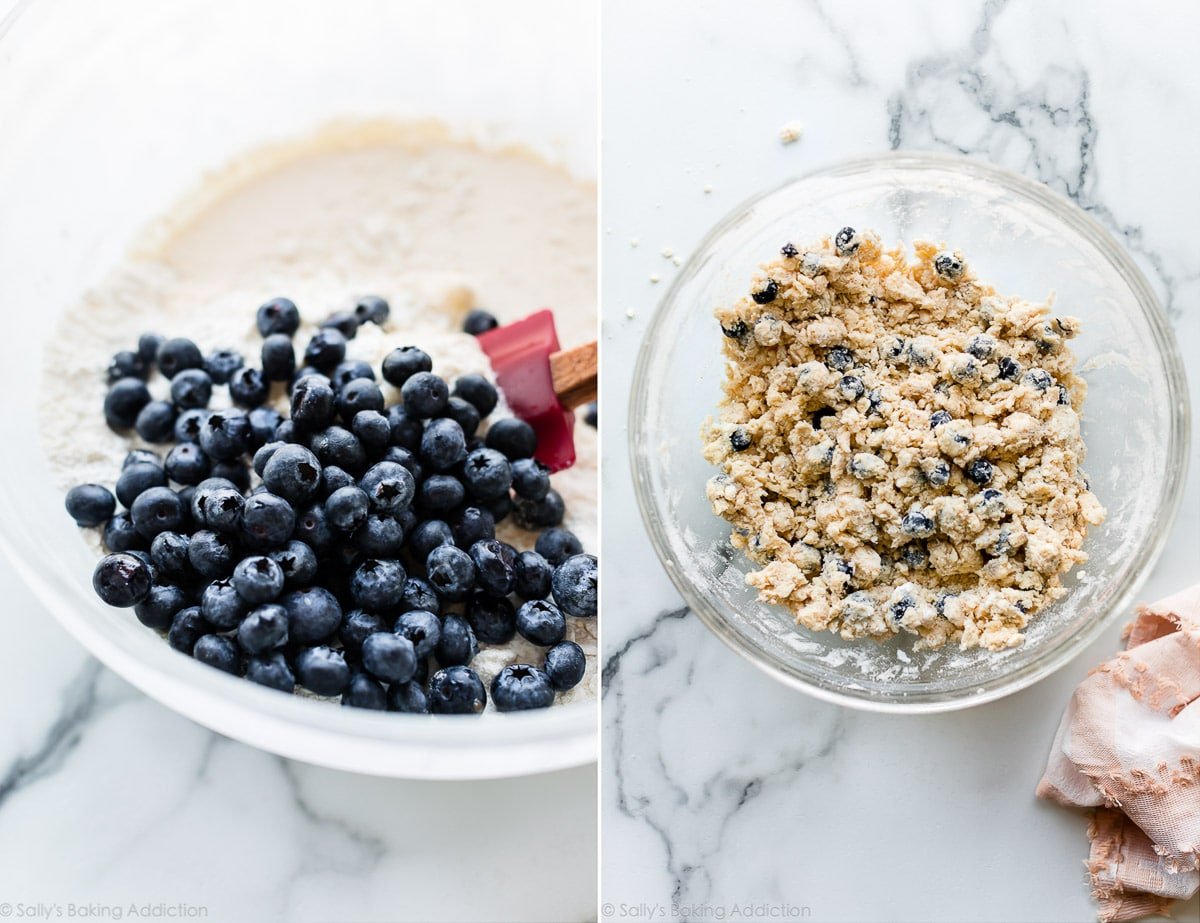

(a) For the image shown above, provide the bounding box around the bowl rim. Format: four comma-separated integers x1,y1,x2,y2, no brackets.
628,149,1191,714
0,0,598,778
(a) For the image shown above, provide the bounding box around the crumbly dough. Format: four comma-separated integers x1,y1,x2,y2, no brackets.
701,230,1106,651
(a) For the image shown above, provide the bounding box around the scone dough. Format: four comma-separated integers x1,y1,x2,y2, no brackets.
701,230,1105,651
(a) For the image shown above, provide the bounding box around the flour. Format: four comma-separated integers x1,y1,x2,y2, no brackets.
41,125,597,704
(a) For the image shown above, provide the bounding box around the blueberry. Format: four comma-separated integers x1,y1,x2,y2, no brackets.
837,375,865,401
1023,368,1053,391
469,539,516,597
583,403,597,428
901,508,936,538
229,368,269,408
341,672,387,710
930,410,952,429
65,484,116,527
826,346,855,371
320,464,355,497
890,594,915,622
386,681,431,713
450,506,495,549
295,646,350,696
491,664,555,712
751,279,779,304
834,226,860,255
103,513,146,553
415,418,464,472
174,408,209,443
150,531,191,581
295,503,336,553
255,334,294,383
247,407,282,449
246,652,295,691
535,528,583,566
432,614,476,668
321,310,360,340
399,577,439,615
211,459,250,492
129,400,174,444
1057,386,1071,406
133,583,189,630
262,444,322,504
392,609,438,659
310,426,366,472
337,378,385,422
116,461,167,508
484,418,536,460
283,587,342,645
204,348,243,384
516,599,566,646
351,513,406,557
966,459,994,486
325,485,369,532
290,376,336,431
361,632,417,684
997,357,1021,381
721,320,748,339
156,338,204,379
404,520,451,563
352,294,389,326
104,378,152,430
360,461,416,513
124,449,163,470
933,251,964,279
417,474,465,515
486,490,513,523
513,489,565,529
426,544,476,602
167,606,207,654
160,443,207,487
781,241,799,259
198,577,245,630
730,428,752,451
130,486,186,539
514,550,553,600
137,333,165,366
202,487,244,534
901,544,929,570
464,592,515,644
252,442,284,479
188,530,235,579
543,641,586,692
236,603,289,654
268,540,318,588
338,609,386,657
199,411,252,461
508,458,551,502
232,555,285,604
551,554,597,618
92,552,152,607
382,346,433,388
193,635,240,675
352,410,391,450
274,419,297,443
451,374,499,418
386,404,424,451
462,309,499,336
256,297,300,337
400,371,449,419
966,335,995,360
350,558,407,611
428,665,487,714
925,460,951,488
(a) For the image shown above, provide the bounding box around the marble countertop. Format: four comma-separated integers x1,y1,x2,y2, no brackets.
599,1,1199,922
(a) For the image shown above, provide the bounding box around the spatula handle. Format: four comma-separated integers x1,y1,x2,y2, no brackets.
549,341,597,409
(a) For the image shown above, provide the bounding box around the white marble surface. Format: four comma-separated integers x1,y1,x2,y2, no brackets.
0,3,595,922
600,1,1199,922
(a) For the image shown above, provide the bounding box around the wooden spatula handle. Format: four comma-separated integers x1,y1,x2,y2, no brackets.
549,341,597,410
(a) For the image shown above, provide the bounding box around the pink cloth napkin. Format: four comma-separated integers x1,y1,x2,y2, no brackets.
1038,585,1200,922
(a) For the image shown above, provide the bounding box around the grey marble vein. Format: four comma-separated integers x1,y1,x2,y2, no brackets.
0,660,102,811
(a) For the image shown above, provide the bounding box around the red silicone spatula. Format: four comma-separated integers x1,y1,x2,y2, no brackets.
477,309,597,472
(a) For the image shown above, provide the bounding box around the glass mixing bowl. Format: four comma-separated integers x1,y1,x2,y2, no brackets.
0,0,597,777
630,152,1189,712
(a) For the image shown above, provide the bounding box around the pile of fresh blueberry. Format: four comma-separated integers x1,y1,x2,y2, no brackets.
66,297,598,715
